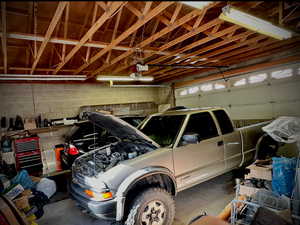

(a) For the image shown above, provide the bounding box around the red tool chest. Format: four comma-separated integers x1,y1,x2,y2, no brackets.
14,136,42,174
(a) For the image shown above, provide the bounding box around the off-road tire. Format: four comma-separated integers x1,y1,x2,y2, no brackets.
125,188,175,225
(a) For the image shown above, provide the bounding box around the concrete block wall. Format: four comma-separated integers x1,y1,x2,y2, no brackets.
0,83,171,120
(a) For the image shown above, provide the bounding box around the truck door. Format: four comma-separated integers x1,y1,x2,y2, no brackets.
173,112,225,190
212,110,242,170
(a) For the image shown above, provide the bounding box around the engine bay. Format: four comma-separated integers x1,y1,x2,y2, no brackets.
73,140,157,177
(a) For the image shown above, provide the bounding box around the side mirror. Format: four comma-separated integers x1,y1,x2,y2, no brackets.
181,133,200,146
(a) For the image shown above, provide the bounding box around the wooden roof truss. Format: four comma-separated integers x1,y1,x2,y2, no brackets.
0,1,299,84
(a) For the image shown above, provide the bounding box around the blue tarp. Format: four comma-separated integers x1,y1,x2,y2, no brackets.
11,170,37,190
272,157,297,197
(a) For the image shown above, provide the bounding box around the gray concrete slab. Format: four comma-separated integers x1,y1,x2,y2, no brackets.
37,172,235,225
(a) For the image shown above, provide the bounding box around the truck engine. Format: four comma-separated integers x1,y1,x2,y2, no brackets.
73,140,157,177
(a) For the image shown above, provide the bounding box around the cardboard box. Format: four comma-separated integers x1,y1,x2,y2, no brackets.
13,195,29,210
4,184,24,200
245,164,272,181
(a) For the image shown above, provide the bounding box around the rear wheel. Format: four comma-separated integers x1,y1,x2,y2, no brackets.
125,188,175,225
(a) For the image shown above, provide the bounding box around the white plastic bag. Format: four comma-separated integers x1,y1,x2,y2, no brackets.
262,116,300,143
36,178,56,198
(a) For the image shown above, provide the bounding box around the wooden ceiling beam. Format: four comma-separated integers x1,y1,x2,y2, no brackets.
106,6,123,63
30,2,68,74
86,3,99,63
193,7,208,28
144,21,234,68
170,3,182,24
62,2,70,62
250,1,264,9
125,3,142,18
95,7,203,75
76,1,174,76
2,66,92,73
1,2,7,74
155,36,273,80
173,54,300,88
223,38,300,65
1,32,173,56
113,9,219,74
145,29,252,75
96,1,107,12
156,39,277,81
143,2,153,15
53,1,126,74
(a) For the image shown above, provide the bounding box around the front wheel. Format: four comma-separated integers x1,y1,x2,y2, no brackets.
125,188,175,225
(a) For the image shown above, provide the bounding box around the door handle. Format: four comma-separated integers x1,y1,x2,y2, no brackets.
217,141,224,146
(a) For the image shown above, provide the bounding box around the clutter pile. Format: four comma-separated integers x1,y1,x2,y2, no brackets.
229,117,300,225
0,170,56,225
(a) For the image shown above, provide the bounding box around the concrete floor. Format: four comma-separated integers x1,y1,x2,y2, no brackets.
38,172,235,225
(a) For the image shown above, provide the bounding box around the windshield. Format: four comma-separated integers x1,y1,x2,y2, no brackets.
140,115,186,147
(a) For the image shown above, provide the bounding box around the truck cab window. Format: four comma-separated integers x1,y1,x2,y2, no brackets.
213,110,234,134
182,112,218,143
141,115,186,147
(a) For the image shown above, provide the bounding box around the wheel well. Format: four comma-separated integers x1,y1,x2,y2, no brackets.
122,173,175,220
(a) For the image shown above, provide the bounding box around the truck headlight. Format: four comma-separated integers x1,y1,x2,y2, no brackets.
84,189,113,201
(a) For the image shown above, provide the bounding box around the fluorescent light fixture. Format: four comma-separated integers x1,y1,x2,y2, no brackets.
181,1,213,10
219,6,292,40
97,75,154,82
0,74,87,81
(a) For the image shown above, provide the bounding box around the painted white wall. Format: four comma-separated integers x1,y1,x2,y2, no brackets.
176,63,300,120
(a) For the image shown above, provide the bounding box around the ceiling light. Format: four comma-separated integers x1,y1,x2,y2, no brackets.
219,6,292,40
0,74,87,81
96,75,154,82
181,1,213,10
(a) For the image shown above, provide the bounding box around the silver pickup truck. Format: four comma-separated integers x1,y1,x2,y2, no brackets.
70,107,268,225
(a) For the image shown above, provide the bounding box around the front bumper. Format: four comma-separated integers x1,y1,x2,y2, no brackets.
70,182,116,220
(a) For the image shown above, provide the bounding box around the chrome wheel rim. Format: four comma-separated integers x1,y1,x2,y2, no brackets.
141,200,166,225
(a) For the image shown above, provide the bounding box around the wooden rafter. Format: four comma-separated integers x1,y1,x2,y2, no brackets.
86,2,98,63
155,36,272,80
62,2,70,62
170,3,182,24
33,2,37,58
279,1,283,25
30,2,68,74
146,28,251,75
97,2,107,12
156,37,276,81
113,8,217,74
48,18,62,73
95,7,203,75
54,45,62,61
224,39,300,65
144,20,229,67
125,3,142,18
106,6,122,63
193,7,207,28
1,2,7,73
75,1,175,76
1,31,174,56
250,1,264,9
143,2,153,15
151,19,160,36
53,1,126,74
0,66,93,73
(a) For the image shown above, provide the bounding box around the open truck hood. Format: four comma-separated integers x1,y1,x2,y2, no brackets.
87,112,159,148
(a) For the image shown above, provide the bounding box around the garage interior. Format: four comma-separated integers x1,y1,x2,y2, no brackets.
0,1,300,225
